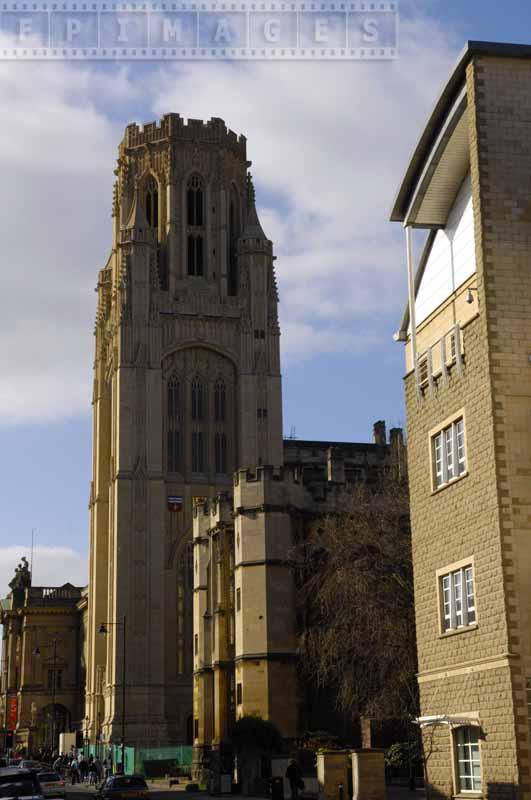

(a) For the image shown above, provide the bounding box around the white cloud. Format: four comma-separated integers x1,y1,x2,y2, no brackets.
0,546,88,595
0,13,461,422
0,61,136,425
147,17,459,364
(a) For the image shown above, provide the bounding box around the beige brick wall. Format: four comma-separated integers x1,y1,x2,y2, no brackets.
404,52,531,799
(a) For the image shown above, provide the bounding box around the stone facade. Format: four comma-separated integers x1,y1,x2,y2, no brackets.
0,560,87,753
85,114,283,751
392,42,531,800
192,430,405,784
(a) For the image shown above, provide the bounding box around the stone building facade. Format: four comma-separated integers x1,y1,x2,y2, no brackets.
85,115,283,752
85,113,405,766
192,430,405,785
392,40,531,800
0,559,87,753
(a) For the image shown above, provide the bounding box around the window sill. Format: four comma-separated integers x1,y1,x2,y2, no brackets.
453,793,483,799
439,623,478,639
431,471,468,495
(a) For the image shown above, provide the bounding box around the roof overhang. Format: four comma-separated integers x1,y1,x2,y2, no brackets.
403,88,469,227
391,40,531,226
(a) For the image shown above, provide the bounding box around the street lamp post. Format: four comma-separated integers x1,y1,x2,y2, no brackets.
33,638,60,753
99,616,126,774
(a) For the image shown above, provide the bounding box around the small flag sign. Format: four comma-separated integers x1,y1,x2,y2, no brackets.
167,495,184,512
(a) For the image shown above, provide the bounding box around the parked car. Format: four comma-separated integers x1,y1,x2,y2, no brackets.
18,764,43,773
37,772,65,799
0,768,44,800
96,775,149,800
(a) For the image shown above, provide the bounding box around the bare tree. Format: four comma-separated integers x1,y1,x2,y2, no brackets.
295,471,417,725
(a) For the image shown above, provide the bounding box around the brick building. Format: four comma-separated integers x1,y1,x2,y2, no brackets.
392,41,531,799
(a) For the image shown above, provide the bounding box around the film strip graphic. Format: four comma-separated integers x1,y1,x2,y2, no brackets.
0,0,398,58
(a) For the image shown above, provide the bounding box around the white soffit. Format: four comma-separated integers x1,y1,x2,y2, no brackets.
405,87,470,228
415,714,481,729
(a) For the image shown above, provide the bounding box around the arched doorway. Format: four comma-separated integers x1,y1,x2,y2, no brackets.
36,704,71,751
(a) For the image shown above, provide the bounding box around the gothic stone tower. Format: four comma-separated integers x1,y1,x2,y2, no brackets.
85,114,283,750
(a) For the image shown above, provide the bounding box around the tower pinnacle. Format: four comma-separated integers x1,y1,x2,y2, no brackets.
242,173,268,240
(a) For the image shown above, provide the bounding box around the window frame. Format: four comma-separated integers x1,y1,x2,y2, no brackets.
452,725,482,794
429,410,468,492
437,558,477,635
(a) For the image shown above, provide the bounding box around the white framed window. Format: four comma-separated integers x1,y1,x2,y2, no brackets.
433,417,466,488
454,726,482,792
440,565,476,632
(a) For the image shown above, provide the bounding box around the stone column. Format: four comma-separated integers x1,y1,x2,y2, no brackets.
351,750,386,800
316,751,349,800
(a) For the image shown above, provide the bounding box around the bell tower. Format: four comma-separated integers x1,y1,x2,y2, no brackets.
85,114,283,752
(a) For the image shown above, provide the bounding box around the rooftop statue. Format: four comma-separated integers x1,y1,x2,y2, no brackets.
9,556,31,591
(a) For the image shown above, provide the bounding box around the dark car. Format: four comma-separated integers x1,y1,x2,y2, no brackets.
96,775,149,800
37,773,65,799
0,768,44,800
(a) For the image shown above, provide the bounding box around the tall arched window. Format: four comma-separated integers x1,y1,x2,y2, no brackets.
187,234,204,277
187,175,205,277
191,378,204,421
187,175,204,226
192,432,204,473
214,432,227,474
145,177,159,229
167,376,181,473
214,379,226,422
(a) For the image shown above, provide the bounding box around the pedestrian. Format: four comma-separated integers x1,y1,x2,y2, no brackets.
79,754,88,783
286,759,303,800
70,757,80,785
89,760,98,786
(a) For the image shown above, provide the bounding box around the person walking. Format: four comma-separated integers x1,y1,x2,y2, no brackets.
286,759,303,800
70,757,80,785
89,760,97,785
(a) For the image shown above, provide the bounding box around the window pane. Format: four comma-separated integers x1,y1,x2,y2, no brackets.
456,727,481,792
192,381,203,421
465,566,476,624
445,426,455,479
195,187,203,226
442,575,451,630
196,236,204,276
434,433,443,487
168,380,180,420
187,188,195,226
187,234,195,275
456,418,466,475
192,432,204,473
453,570,463,627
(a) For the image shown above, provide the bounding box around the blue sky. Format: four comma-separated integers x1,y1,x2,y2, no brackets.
1,0,530,586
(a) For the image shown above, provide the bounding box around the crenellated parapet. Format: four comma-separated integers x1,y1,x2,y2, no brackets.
233,464,307,513
122,114,247,159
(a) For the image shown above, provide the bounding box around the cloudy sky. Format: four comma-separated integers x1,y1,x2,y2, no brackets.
1,0,530,590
